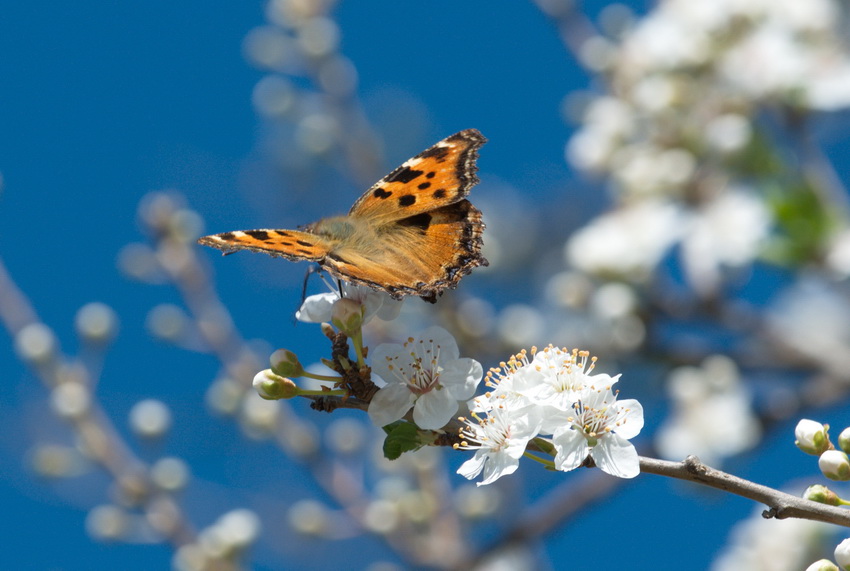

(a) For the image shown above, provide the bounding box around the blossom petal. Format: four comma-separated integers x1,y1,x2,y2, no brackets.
418,326,460,362
295,292,337,322
457,451,487,480
441,357,483,400
478,450,522,486
369,342,405,383
375,297,403,320
591,434,640,478
368,384,416,427
612,398,644,439
587,372,621,390
553,429,590,472
413,387,459,429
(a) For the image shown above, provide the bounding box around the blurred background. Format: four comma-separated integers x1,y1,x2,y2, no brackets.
2,0,850,569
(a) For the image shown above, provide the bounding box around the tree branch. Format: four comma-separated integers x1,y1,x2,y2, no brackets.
640,455,850,527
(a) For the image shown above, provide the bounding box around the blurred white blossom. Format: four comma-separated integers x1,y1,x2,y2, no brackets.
566,200,684,279
681,189,770,294
711,505,832,571
656,356,759,465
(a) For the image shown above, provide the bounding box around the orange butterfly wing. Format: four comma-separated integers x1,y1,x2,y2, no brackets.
198,129,488,302
321,199,485,302
197,229,333,261
348,128,486,223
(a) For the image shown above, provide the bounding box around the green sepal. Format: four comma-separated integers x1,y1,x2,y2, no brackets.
532,437,556,457
382,422,422,460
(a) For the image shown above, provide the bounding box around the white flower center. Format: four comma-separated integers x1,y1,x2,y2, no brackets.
568,398,623,445
457,411,513,452
384,339,444,395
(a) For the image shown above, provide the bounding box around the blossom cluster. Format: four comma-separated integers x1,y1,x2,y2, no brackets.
455,347,644,485
255,284,646,487
563,0,850,295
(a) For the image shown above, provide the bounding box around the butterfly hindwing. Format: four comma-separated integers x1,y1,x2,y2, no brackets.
197,229,332,262
320,200,487,301
347,129,487,225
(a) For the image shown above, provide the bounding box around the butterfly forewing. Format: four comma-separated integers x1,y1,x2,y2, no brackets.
347,129,487,225
198,229,332,261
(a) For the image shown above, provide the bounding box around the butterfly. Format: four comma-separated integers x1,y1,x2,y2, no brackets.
198,129,489,303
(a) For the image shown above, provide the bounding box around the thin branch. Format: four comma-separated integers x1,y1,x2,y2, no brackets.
640,455,850,527
0,256,198,547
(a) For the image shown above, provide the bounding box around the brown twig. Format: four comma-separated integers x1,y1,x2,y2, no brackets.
641,455,850,527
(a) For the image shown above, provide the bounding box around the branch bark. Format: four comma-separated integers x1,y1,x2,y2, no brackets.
640,455,850,527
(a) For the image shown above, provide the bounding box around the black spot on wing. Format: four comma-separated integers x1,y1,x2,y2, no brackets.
219,232,236,240
397,213,432,232
296,240,313,247
245,230,270,241
373,187,392,199
385,165,424,184
418,145,450,162
426,171,436,179
398,195,416,207
418,182,431,190
433,189,447,199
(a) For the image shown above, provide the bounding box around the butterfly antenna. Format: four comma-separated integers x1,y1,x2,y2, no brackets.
301,265,322,305
290,266,314,325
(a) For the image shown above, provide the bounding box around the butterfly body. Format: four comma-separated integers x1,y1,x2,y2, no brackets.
199,129,488,303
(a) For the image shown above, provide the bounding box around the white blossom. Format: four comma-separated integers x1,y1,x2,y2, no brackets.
459,347,643,483
296,282,401,324
368,326,482,430
550,386,643,478
456,406,542,486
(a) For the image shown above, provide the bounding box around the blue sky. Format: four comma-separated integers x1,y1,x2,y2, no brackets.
0,2,837,569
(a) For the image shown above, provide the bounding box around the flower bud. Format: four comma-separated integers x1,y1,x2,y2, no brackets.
836,538,850,570
839,428,850,455
806,559,839,571
819,450,850,481
796,419,830,455
804,484,842,506
75,302,118,344
270,349,303,378
331,298,364,336
253,370,298,400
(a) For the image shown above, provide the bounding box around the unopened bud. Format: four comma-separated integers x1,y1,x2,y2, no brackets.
253,370,298,400
839,428,850,455
836,538,850,570
796,419,830,455
819,450,850,481
804,484,842,506
270,349,303,378
806,559,840,571
331,298,364,335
